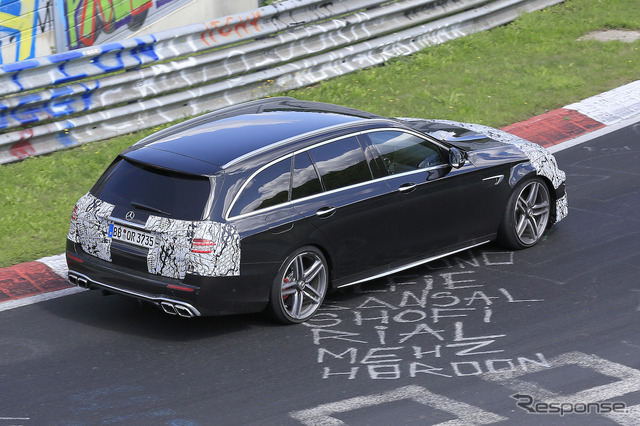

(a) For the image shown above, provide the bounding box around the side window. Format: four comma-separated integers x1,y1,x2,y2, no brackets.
368,131,445,175
292,152,322,200
308,136,373,191
230,157,291,217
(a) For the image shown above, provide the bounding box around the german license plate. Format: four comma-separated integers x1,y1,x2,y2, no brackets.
109,223,155,249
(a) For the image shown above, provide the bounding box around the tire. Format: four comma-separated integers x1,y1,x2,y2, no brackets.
498,177,551,250
268,246,328,324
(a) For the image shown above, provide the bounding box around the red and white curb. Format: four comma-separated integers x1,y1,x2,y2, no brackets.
1,80,640,311
0,254,82,312
503,80,640,150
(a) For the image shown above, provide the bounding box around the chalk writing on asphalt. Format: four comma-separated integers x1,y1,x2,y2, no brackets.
304,249,548,380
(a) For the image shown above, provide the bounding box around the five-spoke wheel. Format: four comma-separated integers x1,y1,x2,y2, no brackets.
499,177,551,249
269,246,328,324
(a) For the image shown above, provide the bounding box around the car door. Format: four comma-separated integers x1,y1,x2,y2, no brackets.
290,135,398,281
363,129,497,260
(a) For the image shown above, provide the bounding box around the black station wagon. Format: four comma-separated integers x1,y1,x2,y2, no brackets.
66,97,567,323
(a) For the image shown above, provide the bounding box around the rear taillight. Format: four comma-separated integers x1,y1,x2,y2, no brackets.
71,204,78,220
167,284,195,292
191,238,215,253
67,253,84,264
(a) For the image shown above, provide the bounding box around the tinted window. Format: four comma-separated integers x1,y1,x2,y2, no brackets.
292,152,322,200
308,137,372,191
230,157,291,217
91,158,211,221
368,131,445,174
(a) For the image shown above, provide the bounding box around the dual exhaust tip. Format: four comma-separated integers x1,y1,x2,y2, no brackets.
160,302,196,318
68,273,196,318
68,273,90,289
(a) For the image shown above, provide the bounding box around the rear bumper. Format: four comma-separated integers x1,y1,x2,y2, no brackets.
67,270,201,317
66,240,275,317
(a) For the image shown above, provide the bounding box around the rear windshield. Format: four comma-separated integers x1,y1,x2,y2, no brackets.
91,158,211,221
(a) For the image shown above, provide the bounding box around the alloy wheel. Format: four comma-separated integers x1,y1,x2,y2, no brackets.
279,250,328,322
513,180,550,246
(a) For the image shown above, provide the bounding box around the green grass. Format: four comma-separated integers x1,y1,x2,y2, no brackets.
285,0,640,125
1,0,639,267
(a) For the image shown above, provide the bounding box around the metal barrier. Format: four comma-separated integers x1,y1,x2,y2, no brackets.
0,0,563,164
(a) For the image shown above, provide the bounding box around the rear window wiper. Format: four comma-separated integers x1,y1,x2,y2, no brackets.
130,201,172,217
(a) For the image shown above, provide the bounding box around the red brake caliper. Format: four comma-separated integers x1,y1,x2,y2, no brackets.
283,278,290,301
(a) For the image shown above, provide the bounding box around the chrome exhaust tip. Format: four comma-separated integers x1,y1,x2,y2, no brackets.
160,301,177,315
68,272,199,317
159,302,195,318
69,274,90,289
175,305,195,318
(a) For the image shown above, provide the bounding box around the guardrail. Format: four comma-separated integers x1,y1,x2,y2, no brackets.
0,0,563,164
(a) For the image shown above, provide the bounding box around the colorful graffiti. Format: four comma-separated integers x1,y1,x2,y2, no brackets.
0,0,54,64
200,11,261,46
63,0,178,49
0,0,257,65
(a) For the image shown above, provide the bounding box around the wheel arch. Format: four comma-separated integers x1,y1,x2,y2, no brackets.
304,242,335,288
508,163,559,226
268,243,331,324
498,173,553,250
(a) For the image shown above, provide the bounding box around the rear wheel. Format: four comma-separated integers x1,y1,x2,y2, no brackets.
498,177,551,249
269,246,328,324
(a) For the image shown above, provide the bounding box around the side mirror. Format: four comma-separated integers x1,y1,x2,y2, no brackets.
449,147,465,169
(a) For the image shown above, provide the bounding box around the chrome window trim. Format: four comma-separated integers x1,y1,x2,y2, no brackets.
226,155,296,221
202,176,219,220
221,119,392,169
363,127,450,151
226,131,370,221
225,127,455,222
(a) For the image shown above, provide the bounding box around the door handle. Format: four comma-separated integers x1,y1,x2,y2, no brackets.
316,206,336,218
398,183,417,193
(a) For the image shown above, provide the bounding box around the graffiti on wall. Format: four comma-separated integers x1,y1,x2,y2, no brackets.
0,0,54,64
62,0,179,50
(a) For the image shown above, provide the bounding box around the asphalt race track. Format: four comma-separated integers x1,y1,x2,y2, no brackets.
1,122,639,425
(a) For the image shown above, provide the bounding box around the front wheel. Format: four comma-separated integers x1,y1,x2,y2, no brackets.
268,246,328,324
498,177,551,250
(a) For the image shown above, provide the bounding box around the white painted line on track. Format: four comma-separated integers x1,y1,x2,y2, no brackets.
0,287,85,313
289,384,506,425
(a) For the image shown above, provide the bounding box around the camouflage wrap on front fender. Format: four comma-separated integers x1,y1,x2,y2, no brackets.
427,120,566,188
424,120,568,223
